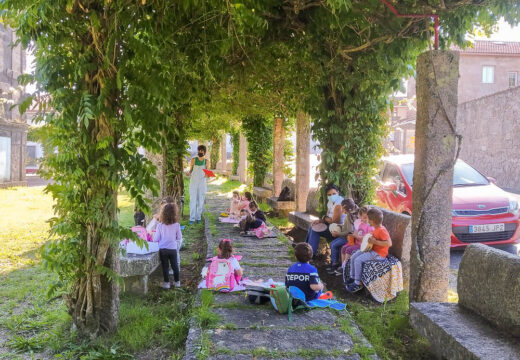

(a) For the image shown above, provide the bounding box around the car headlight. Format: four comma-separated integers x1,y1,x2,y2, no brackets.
509,199,519,215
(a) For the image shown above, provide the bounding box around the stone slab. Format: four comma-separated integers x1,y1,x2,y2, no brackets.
242,265,288,278
209,355,360,360
214,308,339,328
267,197,296,211
119,252,160,277
253,186,273,201
457,243,520,337
240,257,293,267
410,302,520,360
288,211,318,231
209,328,353,352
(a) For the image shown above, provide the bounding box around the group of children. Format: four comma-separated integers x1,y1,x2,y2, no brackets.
323,200,391,293
228,191,267,234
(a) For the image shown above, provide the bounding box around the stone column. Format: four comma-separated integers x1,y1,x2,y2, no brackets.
219,133,227,172
238,133,248,183
273,117,285,197
295,111,310,211
410,50,459,303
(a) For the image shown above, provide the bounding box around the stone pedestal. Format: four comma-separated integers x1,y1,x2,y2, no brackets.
238,133,248,183
295,111,310,212
410,50,459,302
273,117,285,197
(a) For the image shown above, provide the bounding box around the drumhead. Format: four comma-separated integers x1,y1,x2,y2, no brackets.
360,233,373,252
311,223,328,232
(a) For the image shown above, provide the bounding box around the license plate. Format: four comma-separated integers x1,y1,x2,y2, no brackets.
469,223,505,233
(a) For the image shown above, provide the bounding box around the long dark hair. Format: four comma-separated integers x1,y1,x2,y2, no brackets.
218,240,233,259
160,203,178,225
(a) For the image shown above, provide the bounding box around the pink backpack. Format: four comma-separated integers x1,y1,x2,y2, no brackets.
254,223,271,238
205,257,235,292
131,226,152,242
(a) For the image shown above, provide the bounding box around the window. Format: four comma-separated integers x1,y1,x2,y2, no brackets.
508,72,518,87
482,66,494,83
27,145,37,166
382,164,406,195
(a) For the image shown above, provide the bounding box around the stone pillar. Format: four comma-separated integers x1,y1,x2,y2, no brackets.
295,111,310,211
410,50,459,303
273,117,285,197
219,133,227,172
238,133,247,183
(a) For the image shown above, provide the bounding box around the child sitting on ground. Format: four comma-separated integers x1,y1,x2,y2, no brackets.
346,207,391,293
339,206,374,272
239,209,264,234
205,239,243,291
228,191,241,217
286,243,323,301
249,201,266,223
238,191,252,211
154,203,182,289
327,198,358,275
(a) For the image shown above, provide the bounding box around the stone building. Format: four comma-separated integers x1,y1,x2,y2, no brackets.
0,25,27,187
389,40,520,155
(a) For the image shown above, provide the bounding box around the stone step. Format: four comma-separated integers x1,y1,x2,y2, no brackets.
209,328,354,353
213,308,338,329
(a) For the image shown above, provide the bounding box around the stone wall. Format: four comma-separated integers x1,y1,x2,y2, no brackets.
457,86,520,191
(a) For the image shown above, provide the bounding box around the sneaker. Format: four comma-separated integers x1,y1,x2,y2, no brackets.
345,277,355,285
169,269,173,275
160,282,171,289
174,281,181,288
189,220,194,225
346,283,363,293
333,268,343,276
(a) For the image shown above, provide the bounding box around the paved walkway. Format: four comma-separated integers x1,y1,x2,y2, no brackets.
184,191,378,360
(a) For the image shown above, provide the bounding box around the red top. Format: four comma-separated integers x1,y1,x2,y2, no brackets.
372,226,391,258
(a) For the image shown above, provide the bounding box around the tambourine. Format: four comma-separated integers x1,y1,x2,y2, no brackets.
360,233,373,252
329,223,342,234
311,222,327,232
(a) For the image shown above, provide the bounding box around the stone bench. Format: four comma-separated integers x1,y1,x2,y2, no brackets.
253,186,273,203
410,244,520,359
119,251,160,295
266,196,295,216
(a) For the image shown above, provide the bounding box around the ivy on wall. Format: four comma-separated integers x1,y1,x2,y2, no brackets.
242,115,273,187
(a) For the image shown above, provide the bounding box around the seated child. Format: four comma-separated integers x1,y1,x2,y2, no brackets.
249,201,266,223
286,243,323,301
209,239,243,287
134,207,146,227
340,206,374,268
346,207,391,293
238,191,252,211
228,191,241,217
154,203,182,289
327,198,358,274
239,209,264,233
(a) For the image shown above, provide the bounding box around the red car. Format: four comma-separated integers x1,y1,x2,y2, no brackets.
376,155,520,248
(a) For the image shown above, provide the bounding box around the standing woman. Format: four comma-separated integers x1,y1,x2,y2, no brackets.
188,145,210,224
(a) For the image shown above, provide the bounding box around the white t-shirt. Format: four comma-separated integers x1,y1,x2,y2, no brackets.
228,257,241,271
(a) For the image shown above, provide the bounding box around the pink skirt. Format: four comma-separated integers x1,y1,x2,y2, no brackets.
341,244,360,255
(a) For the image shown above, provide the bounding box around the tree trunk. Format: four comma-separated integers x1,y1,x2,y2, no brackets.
210,136,220,170
295,111,311,211
273,117,285,197
410,50,460,302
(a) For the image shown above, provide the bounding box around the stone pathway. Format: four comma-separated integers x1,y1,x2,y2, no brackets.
184,192,378,360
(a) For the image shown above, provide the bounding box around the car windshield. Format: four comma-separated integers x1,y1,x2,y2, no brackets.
399,160,489,187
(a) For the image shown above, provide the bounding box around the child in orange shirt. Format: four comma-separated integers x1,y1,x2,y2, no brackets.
346,207,391,293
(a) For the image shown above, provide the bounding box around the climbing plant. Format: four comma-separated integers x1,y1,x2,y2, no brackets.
231,130,240,176
242,115,273,187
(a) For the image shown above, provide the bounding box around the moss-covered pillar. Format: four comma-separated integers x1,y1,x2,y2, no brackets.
219,133,227,172
238,133,248,183
273,117,285,196
295,111,311,211
410,50,459,302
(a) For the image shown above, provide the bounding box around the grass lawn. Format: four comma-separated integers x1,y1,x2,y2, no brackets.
0,185,206,360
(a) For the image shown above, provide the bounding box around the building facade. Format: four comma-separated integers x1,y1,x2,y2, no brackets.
0,25,27,187
389,40,520,155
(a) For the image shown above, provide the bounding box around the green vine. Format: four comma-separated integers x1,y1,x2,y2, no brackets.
209,136,220,170
242,115,273,187
231,131,240,176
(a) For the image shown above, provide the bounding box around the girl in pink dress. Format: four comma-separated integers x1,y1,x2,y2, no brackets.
340,206,374,264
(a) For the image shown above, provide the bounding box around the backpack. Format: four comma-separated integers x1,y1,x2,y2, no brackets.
245,284,271,305
205,257,235,292
269,285,306,321
253,223,271,239
277,186,292,201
